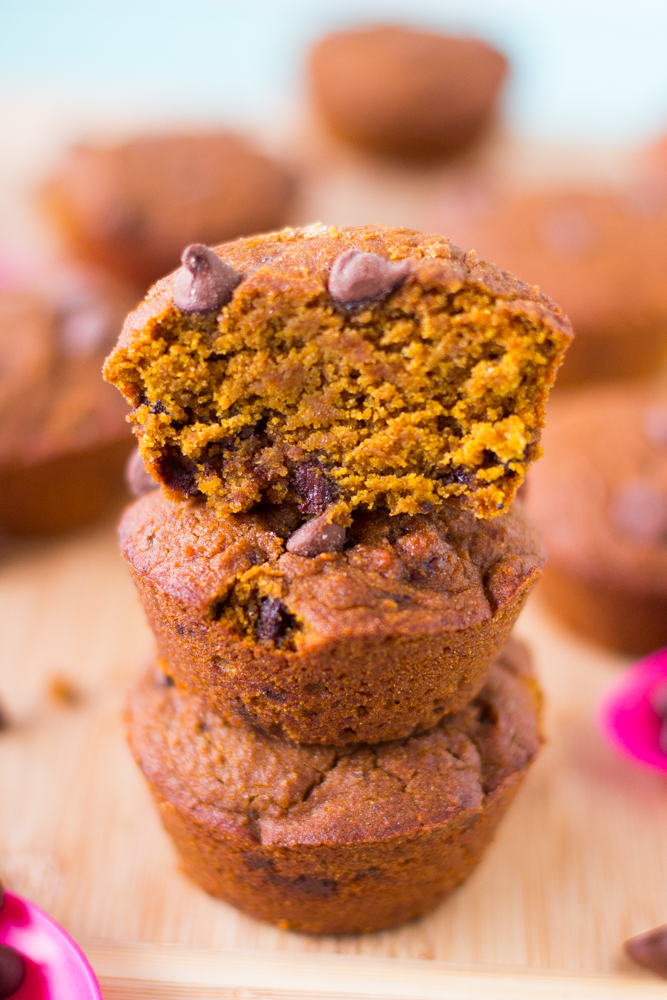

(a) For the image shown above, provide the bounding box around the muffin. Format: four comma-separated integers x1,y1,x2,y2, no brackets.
119,486,545,744
0,260,136,533
526,384,667,653
104,224,572,521
41,132,295,287
308,26,508,159
443,186,667,386
127,638,542,934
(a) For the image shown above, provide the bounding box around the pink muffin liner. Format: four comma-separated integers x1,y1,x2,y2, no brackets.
0,891,101,999
598,647,667,775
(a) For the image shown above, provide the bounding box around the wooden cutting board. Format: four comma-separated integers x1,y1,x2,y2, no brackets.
0,512,666,999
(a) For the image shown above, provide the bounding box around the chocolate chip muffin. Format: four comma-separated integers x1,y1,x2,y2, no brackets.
308,26,508,159
119,486,544,744
443,186,667,386
104,225,572,521
127,638,541,934
526,384,667,653
0,260,136,533
41,132,295,287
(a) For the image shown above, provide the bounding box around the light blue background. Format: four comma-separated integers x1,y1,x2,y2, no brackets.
2,1,667,143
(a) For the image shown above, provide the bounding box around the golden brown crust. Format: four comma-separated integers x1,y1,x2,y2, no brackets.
119,488,545,743
127,639,542,934
104,224,572,520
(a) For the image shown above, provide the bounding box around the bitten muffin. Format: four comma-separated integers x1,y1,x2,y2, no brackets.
119,487,545,744
104,225,572,521
0,259,135,533
41,132,295,287
443,186,667,386
308,26,508,159
127,638,542,934
526,384,667,654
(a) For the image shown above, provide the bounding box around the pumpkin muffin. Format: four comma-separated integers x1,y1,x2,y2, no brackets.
526,384,667,654
127,638,542,934
119,487,545,744
104,224,572,522
0,259,135,533
41,131,295,287
443,186,667,386
308,26,508,159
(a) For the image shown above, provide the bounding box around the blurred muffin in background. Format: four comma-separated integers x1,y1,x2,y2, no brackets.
0,255,135,534
308,25,508,160
40,132,296,287
438,185,667,386
526,384,667,654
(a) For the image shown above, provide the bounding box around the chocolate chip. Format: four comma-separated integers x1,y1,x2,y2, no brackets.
291,462,338,516
156,447,200,497
173,244,241,313
150,399,167,415
625,924,667,978
125,447,159,498
327,249,410,309
286,513,345,557
0,944,26,999
643,405,667,447
256,599,295,644
609,480,667,543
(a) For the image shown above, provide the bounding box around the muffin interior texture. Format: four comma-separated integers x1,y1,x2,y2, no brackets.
105,226,572,520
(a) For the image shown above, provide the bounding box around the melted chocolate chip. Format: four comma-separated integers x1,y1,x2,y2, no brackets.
125,448,159,498
0,944,26,999
173,244,241,313
609,480,667,543
286,513,345,557
151,399,167,415
643,405,667,447
156,447,200,497
439,467,476,488
256,598,294,644
328,249,410,309
625,924,667,979
291,462,338,516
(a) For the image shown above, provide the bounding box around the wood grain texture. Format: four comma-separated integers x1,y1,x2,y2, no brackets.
0,516,666,997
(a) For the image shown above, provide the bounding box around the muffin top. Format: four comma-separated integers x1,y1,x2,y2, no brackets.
119,487,545,646
0,260,134,466
309,25,508,158
127,639,541,847
105,224,572,520
41,132,295,286
526,384,667,593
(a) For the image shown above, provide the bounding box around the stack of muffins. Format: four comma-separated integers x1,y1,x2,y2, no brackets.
106,224,571,933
